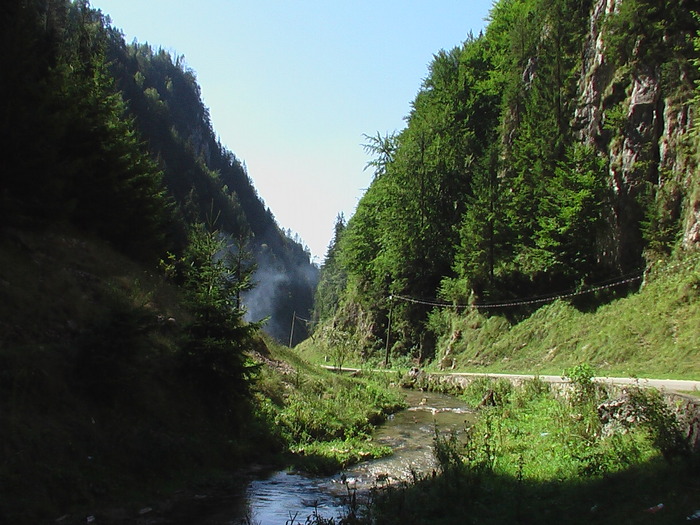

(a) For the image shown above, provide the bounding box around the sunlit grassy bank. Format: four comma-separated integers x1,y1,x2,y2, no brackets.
251,342,405,473
301,252,700,380
365,375,700,525
427,253,700,379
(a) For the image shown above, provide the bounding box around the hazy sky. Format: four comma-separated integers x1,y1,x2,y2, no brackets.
92,0,494,263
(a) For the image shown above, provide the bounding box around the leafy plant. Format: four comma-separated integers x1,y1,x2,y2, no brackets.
564,363,598,405
324,325,356,371
433,428,465,477
624,387,689,461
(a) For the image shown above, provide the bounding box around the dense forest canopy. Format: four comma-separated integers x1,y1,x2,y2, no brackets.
1,0,318,344
313,0,700,363
1,0,173,258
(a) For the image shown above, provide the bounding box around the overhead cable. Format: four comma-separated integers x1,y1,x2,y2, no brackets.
392,273,644,311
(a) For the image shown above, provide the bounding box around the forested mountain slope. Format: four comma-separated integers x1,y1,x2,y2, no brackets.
313,0,700,365
0,1,317,520
104,37,318,343
2,0,317,344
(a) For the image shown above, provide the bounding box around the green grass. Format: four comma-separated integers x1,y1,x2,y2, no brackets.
421,252,700,380
289,438,393,474
367,378,700,525
680,390,700,398
252,341,405,474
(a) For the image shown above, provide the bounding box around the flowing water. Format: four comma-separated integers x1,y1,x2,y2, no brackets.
238,389,474,524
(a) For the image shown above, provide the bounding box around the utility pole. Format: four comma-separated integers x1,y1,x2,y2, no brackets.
384,296,393,368
289,311,295,348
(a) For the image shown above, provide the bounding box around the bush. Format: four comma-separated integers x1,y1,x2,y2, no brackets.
564,363,598,405
624,387,688,461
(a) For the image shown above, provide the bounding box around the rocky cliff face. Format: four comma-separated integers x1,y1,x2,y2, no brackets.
573,0,698,268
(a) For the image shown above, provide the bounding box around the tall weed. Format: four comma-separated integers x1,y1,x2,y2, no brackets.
564,363,599,406
624,387,689,461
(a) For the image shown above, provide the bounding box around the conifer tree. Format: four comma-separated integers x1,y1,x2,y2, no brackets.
313,213,348,325
178,224,258,402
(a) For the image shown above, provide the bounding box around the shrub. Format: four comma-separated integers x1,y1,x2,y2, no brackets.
564,363,598,405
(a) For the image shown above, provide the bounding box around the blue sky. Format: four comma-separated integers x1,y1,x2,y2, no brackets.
92,0,494,263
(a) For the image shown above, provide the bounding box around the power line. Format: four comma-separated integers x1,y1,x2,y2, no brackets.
289,312,312,347
392,272,645,311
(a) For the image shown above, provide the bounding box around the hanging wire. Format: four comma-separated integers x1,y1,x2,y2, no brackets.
392,271,645,311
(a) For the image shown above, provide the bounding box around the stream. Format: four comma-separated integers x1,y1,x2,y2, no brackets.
238,389,474,524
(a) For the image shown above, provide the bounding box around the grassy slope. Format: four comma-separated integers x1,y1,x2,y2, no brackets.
0,228,267,522
300,252,700,380
0,227,403,523
252,340,404,473
432,253,700,380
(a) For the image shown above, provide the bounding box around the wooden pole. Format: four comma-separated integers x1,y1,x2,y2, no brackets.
384,296,393,368
289,311,296,348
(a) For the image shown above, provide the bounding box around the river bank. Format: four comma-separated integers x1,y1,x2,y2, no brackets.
236,389,473,524
365,371,700,524
59,369,700,525
403,367,700,455
55,388,470,525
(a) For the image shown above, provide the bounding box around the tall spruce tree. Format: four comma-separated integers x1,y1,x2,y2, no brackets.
313,213,348,325
1,0,173,259
178,224,258,402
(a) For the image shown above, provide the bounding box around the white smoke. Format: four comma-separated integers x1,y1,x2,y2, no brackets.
242,263,288,327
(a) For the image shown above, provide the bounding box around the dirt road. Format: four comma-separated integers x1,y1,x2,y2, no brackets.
325,366,700,395
445,371,700,394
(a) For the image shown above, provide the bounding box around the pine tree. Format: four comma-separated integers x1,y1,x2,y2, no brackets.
178,224,258,402
313,213,348,324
